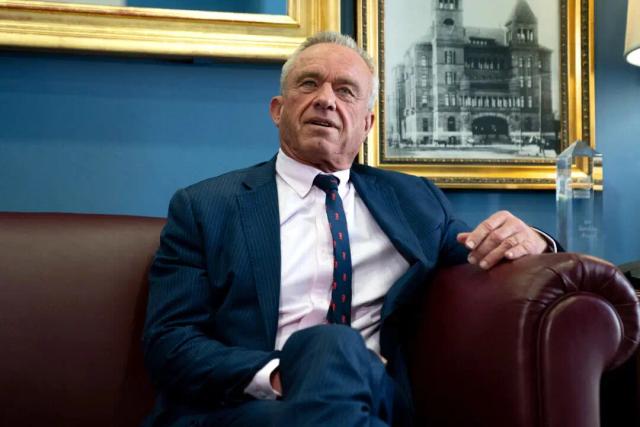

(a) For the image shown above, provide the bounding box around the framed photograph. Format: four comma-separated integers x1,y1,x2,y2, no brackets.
0,0,340,60
357,0,594,189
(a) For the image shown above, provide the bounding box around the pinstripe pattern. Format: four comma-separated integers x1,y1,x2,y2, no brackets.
142,156,471,426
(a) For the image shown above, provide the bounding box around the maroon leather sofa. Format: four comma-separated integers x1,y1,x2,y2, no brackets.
1,212,639,427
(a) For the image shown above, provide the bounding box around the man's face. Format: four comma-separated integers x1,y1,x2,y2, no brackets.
270,43,375,172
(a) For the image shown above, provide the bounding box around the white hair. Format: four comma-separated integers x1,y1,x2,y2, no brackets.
279,31,379,110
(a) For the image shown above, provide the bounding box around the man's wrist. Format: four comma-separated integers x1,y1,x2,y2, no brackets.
243,358,281,400
269,367,282,395
535,228,557,253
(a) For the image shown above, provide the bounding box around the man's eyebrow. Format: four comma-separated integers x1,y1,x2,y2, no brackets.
294,71,362,90
294,71,323,82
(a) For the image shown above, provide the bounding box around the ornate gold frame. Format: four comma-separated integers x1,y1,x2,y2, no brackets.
0,0,340,60
357,0,595,189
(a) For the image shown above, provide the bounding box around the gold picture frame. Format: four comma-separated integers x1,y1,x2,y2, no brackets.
0,0,340,60
357,0,595,189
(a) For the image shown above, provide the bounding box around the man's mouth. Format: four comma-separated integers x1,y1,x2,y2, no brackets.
307,118,337,129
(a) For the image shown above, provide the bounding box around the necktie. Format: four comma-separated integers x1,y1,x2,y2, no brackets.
313,174,352,325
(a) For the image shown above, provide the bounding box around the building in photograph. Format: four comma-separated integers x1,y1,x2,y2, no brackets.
388,0,556,153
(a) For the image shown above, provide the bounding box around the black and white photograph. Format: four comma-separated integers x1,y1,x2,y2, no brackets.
384,0,561,161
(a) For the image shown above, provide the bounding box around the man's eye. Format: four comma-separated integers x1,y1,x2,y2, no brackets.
301,80,317,88
337,87,355,97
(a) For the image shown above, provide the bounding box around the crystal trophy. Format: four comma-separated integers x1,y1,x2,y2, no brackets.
556,140,603,256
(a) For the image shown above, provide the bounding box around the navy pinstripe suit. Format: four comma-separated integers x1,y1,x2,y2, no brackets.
142,157,470,426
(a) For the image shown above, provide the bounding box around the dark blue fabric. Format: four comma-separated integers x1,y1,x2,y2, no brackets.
199,325,397,427
313,174,353,325
142,156,471,426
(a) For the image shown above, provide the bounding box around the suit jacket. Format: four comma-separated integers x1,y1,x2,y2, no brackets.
142,157,470,424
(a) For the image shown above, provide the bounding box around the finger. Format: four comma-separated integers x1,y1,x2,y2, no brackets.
469,220,520,262
477,234,522,269
464,211,511,250
505,237,541,260
504,243,529,260
457,232,470,244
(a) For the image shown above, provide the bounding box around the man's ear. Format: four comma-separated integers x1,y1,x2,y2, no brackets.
269,96,284,127
364,111,375,134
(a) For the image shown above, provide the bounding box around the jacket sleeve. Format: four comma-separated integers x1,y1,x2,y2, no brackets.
142,188,277,405
421,178,471,267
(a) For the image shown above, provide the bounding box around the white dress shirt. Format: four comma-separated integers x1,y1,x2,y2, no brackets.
243,150,409,400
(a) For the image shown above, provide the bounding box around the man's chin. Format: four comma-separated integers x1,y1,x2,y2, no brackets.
317,152,356,172
285,139,357,171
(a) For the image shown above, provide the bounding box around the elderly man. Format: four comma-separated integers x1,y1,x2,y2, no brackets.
142,32,551,427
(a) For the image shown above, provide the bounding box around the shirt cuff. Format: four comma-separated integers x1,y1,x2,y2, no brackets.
535,228,558,253
243,358,282,400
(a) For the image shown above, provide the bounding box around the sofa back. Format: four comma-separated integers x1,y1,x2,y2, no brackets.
0,213,164,427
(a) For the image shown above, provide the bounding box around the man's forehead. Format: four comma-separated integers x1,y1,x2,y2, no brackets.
289,43,371,81
294,43,368,70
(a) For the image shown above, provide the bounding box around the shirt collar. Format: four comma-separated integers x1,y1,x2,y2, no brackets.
275,149,351,198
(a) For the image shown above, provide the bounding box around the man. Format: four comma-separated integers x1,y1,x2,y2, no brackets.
143,32,551,427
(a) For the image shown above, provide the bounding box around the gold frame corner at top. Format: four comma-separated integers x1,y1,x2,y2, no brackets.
0,0,341,60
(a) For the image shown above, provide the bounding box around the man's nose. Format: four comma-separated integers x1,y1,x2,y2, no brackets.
313,83,336,111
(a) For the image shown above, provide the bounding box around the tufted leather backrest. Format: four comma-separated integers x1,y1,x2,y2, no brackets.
0,213,164,427
411,253,640,427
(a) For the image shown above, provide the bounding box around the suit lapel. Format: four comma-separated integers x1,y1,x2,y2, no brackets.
350,170,426,265
237,159,281,349
351,169,431,320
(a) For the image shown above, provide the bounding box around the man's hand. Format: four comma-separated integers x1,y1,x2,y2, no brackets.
270,368,282,396
456,210,547,270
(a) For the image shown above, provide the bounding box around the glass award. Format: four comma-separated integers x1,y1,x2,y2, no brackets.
556,140,603,256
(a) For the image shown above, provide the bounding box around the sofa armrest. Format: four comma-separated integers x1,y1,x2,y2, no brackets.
410,253,640,427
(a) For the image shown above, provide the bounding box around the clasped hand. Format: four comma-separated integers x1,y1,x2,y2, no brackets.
456,210,547,270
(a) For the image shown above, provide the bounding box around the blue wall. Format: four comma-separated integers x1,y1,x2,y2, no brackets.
1,0,639,264
0,54,281,216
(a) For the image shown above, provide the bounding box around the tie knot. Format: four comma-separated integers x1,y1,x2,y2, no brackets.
313,174,340,193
